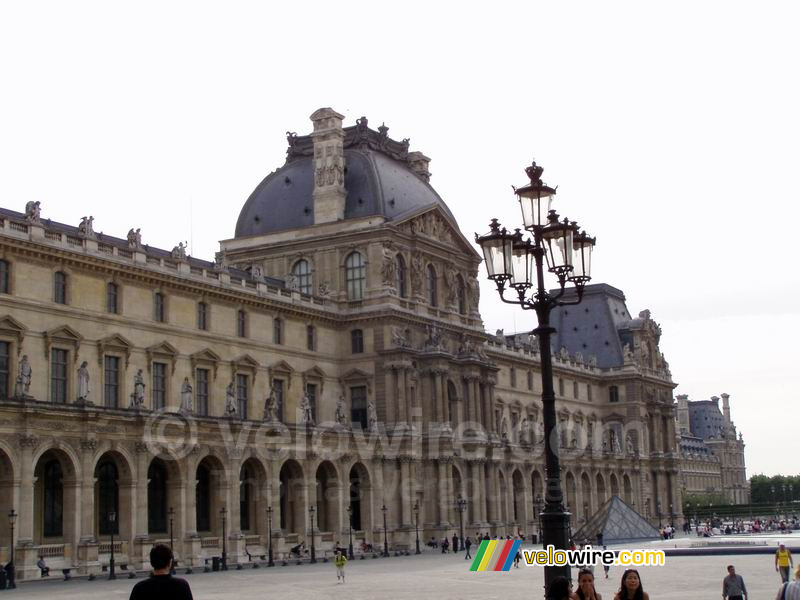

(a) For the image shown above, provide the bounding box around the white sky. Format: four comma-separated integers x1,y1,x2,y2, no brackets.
1,1,797,477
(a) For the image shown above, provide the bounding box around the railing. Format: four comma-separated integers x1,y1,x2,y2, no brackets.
98,243,114,254
45,231,62,241
244,535,261,545
190,266,203,275
66,235,83,246
37,544,65,558
200,537,220,549
98,541,123,554
9,222,28,233
117,248,133,259
147,256,160,265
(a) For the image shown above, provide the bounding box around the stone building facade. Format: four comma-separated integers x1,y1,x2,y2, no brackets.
0,108,687,579
677,393,749,504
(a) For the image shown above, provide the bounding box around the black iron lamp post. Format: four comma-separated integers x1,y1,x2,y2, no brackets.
476,161,595,590
266,506,274,567
346,505,354,560
220,506,228,571
309,505,317,564
108,511,117,580
669,503,674,528
381,505,389,557
8,509,16,589
413,501,421,555
456,496,466,551
534,495,543,546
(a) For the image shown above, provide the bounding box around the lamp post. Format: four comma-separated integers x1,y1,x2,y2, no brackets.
168,507,175,574
534,495,542,546
669,503,674,528
413,501,421,555
346,505,354,560
456,496,466,551
220,506,228,571
266,506,274,567
108,511,117,580
309,505,316,564
381,505,389,557
656,501,662,529
476,161,595,590
8,509,16,589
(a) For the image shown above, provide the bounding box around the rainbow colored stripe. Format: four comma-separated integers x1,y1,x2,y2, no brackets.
469,540,521,571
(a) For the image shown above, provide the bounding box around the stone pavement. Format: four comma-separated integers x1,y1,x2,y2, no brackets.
11,543,792,599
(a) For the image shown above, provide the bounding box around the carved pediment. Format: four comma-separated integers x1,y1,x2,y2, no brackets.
97,333,133,367
146,341,178,374
0,315,27,345
601,412,626,424
191,348,221,378
394,206,481,258
44,324,83,361
268,360,294,388
339,368,372,394
302,366,327,393
231,354,259,381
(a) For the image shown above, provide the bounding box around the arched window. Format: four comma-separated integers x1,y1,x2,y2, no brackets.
395,255,407,298
292,259,312,295
456,275,466,315
196,463,211,532
147,460,168,534
345,252,365,301
97,460,119,535
447,381,458,424
426,264,438,307
240,465,251,531
43,459,63,537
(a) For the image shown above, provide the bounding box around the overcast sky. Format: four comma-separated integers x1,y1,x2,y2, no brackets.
1,1,797,477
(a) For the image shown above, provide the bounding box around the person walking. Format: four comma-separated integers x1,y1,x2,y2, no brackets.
603,546,610,579
452,532,459,555
722,564,747,600
775,564,800,600
129,544,193,600
513,548,521,569
334,550,347,583
777,543,794,583
464,537,472,560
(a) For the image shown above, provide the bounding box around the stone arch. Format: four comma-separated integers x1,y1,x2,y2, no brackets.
315,460,341,534
610,473,620,498
512,469,525,529
239,456,268,535
623,474,633,505
595,472,606,506
33,447,79,543
581,472,593,520
0,446,15,546
279,459,305,536
498,470,508,524
195,454,227,536
565,471,577,515
93,450,135,542
348,462,371,534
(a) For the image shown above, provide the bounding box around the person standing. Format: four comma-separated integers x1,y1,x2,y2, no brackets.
464,537,472,560
722,564,747,600
777,543,794,583
129,544,192,600
334,550,347,583
452,532,459,556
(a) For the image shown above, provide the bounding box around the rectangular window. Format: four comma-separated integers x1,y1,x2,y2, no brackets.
103,356,120,408
152,362,167,409
272,379,284,422
197,302,208,330
510,368,516,388
106,282,118,314
154,293,165,322
237,310,247,338
306,383,317,423
50,348,68,403
196,368,209,416
588,384,593,402
573,381,579,399
307,325,315,351
558,378,564,396
527,371,533,391
0,260,10,294
351,329,364,354
236,374,248,419
609,385,619,403
273,318,283,345
0,342,9,399
350,386,367,430
54,272,67,304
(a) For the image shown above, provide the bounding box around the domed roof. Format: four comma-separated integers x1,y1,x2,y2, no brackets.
235,121,455,238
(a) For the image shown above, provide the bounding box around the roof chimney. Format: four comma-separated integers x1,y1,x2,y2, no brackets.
310,108,346,224
721,392,731,425
407,151,431,182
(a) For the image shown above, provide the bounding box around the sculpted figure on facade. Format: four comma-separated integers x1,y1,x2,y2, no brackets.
15,354,32,398
444,267,458,306
24,201,41,223
335,395,348,427
381,245,396,287
127,228,142,249
424,323,443,351
77,361,91,403
214,249,228,271
367,399,378,432
467,276,480,312
78,216,95,238
225,382,238,416
391,326,409,348
317,281,331,297
300,391,314,426
410,253,423,294
171,241,188,260
265,386,281,422
131,369,145,408
180,377,193,413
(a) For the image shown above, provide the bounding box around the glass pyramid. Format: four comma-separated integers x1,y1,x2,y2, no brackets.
572,495,660,545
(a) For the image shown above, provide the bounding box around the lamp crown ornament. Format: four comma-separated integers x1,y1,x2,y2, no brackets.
525,161,544,184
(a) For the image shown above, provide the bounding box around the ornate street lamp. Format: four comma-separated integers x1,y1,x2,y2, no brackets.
413,501,421,555
8,509,16,589
220,506,228,571
108,511,117,580
346,505,354,560
456,496,467,551
381,505,389,557
168,507,175,574
476,161,596,590
309,505,317,564
534,495,543,546
266,506,274,567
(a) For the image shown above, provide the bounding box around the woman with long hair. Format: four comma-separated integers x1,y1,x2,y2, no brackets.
576,568,602,600
546,576,575,600
613,569,649,600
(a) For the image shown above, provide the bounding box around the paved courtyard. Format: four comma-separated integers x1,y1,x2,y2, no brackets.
10,538,793,600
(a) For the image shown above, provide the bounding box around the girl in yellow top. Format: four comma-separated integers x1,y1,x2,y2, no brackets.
335,550,348,583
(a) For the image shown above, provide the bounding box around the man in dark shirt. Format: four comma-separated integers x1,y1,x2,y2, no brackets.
130,544,193,600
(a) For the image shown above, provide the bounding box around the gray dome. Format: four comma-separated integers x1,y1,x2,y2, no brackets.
235,148,455,238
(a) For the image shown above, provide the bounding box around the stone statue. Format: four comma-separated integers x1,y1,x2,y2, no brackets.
300,391,314,426
77,361,91,403
623,343,634,362
214,249,228,270
367,400,378,432
317,281,331,297
424,323,443,351
335,395,348,426
180,377,193,413
15,354,32,397
559,346,569,361
285,272,298,291
467,277,480,312
391,326,409,348
78,216,95,238
171,242,188,260
457,333,474,356
410,253,423,294
626,435,636,456
131,369,145,408
445,267,458,306
518,418,529,445
381,245,396,287
602,438,609,453
588,355,598,368
570,434,578,449
24,201,41,223
225,382,237,416
127,228,142,249
265,386,281,421
501,418,509,440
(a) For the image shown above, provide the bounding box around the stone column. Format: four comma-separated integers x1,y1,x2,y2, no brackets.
396,367,407,424
400,459,412,527
132,444,151,570
470,461,485,525
487,462,499,525
437,459,451,527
